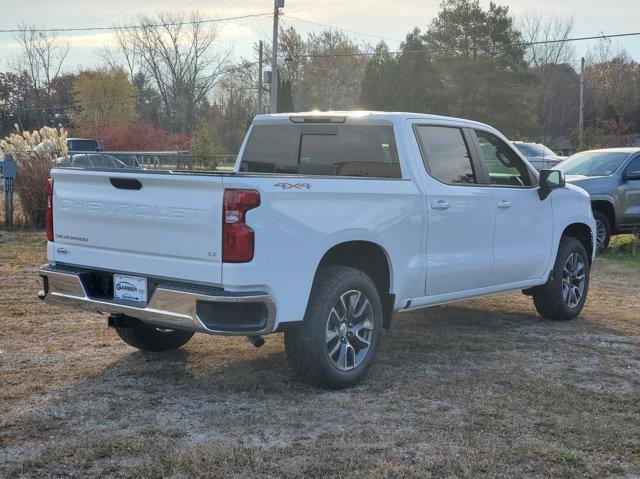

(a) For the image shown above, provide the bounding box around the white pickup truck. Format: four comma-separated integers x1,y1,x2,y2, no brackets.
39,112,596,388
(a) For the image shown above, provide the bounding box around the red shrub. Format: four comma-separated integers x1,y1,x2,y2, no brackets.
83,123,190,151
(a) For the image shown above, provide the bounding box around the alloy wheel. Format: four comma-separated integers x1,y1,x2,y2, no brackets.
325,290,374,371
595,219,607,248
562,251,586,309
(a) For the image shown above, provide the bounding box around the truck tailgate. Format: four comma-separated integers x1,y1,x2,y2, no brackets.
50,169,224,285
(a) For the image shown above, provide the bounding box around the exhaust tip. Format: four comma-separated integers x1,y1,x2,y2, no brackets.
37,290,46,300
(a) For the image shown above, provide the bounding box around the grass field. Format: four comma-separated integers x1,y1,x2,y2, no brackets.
0,230,638,478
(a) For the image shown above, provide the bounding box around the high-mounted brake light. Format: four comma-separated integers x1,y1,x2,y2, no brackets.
223,189,260,263
45,178,54,242
289,115,346,124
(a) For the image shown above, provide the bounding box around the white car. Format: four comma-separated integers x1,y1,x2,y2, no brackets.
512,141,564,171
39,112,596,388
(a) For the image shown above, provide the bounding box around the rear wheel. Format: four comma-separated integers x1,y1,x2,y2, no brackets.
532,236,590,321
593,210,611,250
114,317,194,352
284,265,383,389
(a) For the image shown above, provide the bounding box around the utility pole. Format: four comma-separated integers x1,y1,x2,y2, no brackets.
270,0,284,114
579,57,585,151
257,40,263,115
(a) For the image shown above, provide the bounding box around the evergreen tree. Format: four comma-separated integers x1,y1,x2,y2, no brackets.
357,0,539,137
359,42,396,110
395,29,445,114
277,76,295,113
424,0,537,136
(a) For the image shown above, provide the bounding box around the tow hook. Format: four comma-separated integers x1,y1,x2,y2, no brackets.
246,335,265,348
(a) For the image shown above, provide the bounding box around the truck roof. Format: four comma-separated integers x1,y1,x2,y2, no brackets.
253,111,496,131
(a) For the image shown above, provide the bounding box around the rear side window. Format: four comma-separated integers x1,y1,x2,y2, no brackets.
414,125,476,184
241,125,401,178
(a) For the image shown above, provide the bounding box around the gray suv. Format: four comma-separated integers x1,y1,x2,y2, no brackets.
557,148,640,249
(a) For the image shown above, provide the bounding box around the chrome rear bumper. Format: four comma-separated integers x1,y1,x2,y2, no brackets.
38,264,276,336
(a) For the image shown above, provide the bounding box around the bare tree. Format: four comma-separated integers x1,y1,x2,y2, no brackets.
519,12,575,69
585,39,639,125
209,62,260,154
109,11,231,133
99,28,141,82
535,63,580,146
12,24,69,126
278,27,368,111
518,12,577,145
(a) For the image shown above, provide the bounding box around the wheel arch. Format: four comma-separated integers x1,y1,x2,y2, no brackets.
562,222,594,262
315,240,395,329
591,199,616,231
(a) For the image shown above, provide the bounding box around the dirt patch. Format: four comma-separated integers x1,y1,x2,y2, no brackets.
1,230,639,478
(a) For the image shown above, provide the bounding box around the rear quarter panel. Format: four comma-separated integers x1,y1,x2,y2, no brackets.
221,175,423,326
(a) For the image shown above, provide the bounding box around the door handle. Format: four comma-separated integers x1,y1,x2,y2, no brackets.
497,200,512,209
431,200,451,210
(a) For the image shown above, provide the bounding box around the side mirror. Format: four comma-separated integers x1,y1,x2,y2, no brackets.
538,169,565,200
623,170,640,181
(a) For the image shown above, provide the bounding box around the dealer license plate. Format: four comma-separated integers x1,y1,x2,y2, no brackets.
113,274,148,304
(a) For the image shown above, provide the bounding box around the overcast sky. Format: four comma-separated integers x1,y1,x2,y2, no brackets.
0,0,638,72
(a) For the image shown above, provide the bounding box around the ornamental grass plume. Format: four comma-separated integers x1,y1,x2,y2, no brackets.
0,124,68,226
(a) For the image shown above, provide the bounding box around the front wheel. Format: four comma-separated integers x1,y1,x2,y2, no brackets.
284,265,383,389
531,236,590,321
593,211,611,251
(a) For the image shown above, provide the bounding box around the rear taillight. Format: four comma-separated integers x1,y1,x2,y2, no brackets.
45,178,54,242
223,189,260,263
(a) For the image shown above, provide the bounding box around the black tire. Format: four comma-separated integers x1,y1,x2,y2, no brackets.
284,265,383,389
593,210,611,251
115,319,194,352
532,236,590,321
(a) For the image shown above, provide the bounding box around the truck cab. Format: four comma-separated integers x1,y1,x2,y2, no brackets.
67,138,102,153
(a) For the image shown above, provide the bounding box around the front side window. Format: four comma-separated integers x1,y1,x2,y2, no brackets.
476,130,533,187
241,124,401,178
414,126,476,184
625,156,640,174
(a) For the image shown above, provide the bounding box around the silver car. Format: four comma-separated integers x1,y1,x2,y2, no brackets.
557,148,640,249
512,141,564,171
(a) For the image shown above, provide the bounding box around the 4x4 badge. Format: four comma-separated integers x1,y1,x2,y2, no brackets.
274,182,311,190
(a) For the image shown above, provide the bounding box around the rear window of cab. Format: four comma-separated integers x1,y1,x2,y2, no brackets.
240,124,401,178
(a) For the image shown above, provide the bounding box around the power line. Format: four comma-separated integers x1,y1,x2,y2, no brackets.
73,0,160,29
282,14,403,43
283,30,640,59
0,0,365,35
0,12,273,34
0,0,363,35
287,0,363,14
